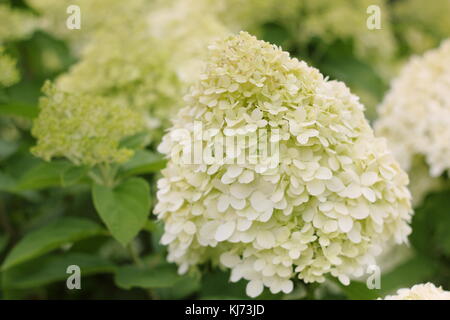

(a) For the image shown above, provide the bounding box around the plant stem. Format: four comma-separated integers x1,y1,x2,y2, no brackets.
0,200,14,240
127,243,158,300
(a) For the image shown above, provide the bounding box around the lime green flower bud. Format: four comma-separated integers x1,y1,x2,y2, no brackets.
31,82,143,166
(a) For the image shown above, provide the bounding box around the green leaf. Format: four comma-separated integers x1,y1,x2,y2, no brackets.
0,233,9,254
1,217,104,271
119,150,166,177
114,264,181,289
379,254,438,296
156,274,200,299
336,254,437,300
260,22,291,47
411,190,450,256
119,132,151,149
0,102,38,119
0,170,16,192
2,252,116,289
14,160,71,191
0,140,18,161
92,177,151,246
335,279,380,300
60,165,90,187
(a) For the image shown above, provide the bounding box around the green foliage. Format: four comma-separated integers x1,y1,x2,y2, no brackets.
14,160,71,191
411,190,450,257
2,252,115,290
114,264,181,290
2,217,104,271
337,255,439,299
92,178,151,246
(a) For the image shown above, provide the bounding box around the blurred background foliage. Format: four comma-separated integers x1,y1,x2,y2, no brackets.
0,0,449,299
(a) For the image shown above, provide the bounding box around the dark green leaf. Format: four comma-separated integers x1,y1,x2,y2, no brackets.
2,252,116,289
379,254,438,296
2,217,104,271
411,189,450,256
60,165,90,187
335,279,380,300
0,233,9,254
15,160,71,191
119,132,151,149
261,22,291,47
155,274,200,299
0,171,16,192
114,264,180,289
120,150,166,177
0,102,38,119
0,140,18,161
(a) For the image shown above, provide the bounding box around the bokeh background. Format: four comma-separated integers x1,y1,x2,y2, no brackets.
0,0,449,299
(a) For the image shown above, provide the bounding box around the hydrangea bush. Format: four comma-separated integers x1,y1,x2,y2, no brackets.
1,0,449,301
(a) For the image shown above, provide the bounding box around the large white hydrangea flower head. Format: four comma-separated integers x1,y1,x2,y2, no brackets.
375,40,450,178
155,32,412,297
382,283,450,300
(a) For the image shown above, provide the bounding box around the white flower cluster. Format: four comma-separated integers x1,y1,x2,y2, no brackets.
155,32,412,298
375,40,450,178
383,283,450,300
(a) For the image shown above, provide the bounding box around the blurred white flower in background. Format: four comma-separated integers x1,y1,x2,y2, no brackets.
155,32,412,298
0,3,38,87
375,39,450,202
382,283,450,300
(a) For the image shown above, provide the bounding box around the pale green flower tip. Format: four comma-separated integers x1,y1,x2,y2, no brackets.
31,82,144,166
155,32,412,297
